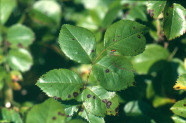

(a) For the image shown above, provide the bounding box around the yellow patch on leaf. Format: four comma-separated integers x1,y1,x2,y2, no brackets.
173,83,186,90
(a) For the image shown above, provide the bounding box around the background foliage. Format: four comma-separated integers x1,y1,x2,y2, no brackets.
0,0,186,123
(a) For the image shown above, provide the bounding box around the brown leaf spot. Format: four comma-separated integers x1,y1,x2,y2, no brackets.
72,38,75,40
80,108,84,112
115,107,119,113
52,117,56,120
91,50,95,52
93,96,96,99
73,92,78,97
68,94,71,98
102,99,107,103
148,10,154,17
87,94,91,98
17,43,24,48
105,69,110,73
183,104,186,106
137,35,141,39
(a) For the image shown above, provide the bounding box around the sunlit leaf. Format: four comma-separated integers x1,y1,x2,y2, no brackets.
81,86,119,116
59,24,96,63
1,108,23,123
92,55,135,91
26,98,66,123
7,24,35,47
173,74,186,90
36,69,84,100
171,99,186,118
132,44,170,74
104,20,147,56
172,115,186,123
147,0,166,18
163,3,186,40
0,0,16,24
7,48,33,72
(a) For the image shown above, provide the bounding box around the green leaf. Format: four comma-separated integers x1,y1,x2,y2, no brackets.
7,24,35,47
36,69,84,100
81,86,119,117
1,108,23,123
104,20,147,56
30,0,61,25
124,100,152,116
0,31,2,43
126,5,147,22
171,99,186,118
68,119,87,123
102,6,122,28
92,55,135,91
58,24,96,64
132,44,170,74
172,115,186,123
163,3,186,40
80,109,105,123
26,98,66,123
0,0,17,25
147,0,166,18
7,48,33,72
173,74,186,90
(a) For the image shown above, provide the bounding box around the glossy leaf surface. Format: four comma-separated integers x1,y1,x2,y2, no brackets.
0,0,16,24
92,55,135,91
36,69,84,100
26,98,66,123
163,3,186,40
81,86,119,116
7,24,35,47
59,24,96,63
104,20,147,56
132,44,170,74
147,0,166,18
171,99,186,118
7,48,33,72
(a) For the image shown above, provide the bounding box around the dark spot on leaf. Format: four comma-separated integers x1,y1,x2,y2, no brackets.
18,43,24,48
148,10,154,17
117,35,120,38
52,117,56,120
171,5,174,8
54,96,61,100
113,39,117,42
134,50,137,52
72,38,75,40
183,104,186,106
133,82,136,86
137,35,141,39
67,115,70,117
68,94,71,98
93,96,96,99
87,94,91,98
166,12,169,16
73,92,78,97
58,112,65,116
102,99,107,103
176,86,180,89
91,50,95,52
80,108,84,112
133,26,135,29
107,101,112,106
115,107,119,113
105,69,110,73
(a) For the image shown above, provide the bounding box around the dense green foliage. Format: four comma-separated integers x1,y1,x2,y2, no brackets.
0,0,186,123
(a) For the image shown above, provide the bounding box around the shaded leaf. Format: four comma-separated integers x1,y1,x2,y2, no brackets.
26,98,66,123
68,119,87,123
163,3,186,40
7,24,35,47
104,20,147,56
0,0,16,24
59,24,96,64
102,6,122,28
132,44,170,74
147,0,166,18
30,0,61,25
1,108,22,123
173,74,186,90
81,86,119,116
92,55,135,91
36,69,84,100
7,48,33,72
171,99,186,118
